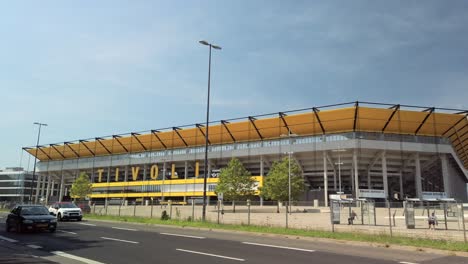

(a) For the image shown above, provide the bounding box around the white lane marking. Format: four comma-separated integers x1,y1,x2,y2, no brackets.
176,249,245,262
242,242,315,252
51,251,106,264
111,227,137,231
101,237,139,244
78,223,96,226
0,235,18,243
160,233,205,239
58,230,77,235
399,262,419,264
27,245,42,249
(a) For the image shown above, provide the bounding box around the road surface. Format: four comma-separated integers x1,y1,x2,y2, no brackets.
0,212,466,264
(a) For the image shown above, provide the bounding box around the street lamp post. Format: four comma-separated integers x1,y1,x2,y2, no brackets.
30,122,47,203
332,148,346,194
199,40,221,221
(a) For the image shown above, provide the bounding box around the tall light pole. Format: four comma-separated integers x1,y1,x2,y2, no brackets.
332,148,346,194
199,40,221,221
281,129,297,214
30,122,47,203
286,150,293,214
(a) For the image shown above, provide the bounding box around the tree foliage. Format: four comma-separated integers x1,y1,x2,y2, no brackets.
215,158,256,202
70,172,92,200
260,157,304,202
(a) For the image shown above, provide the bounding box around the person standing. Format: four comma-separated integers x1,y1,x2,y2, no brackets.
428,212,438,230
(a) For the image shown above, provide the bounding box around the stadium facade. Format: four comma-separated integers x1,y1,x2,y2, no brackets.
24,102,468,205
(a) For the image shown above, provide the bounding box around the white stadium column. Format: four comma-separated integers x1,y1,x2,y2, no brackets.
440,154,452,198
260,156,264,206
58,173,64,202
51,180,55,199
34,174,42,203
45,175,51,204
353,149,359,198
382,151,389,199
184,161,188,203
323,152,328,207
414,153,422,199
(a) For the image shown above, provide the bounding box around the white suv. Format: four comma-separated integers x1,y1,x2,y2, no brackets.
49,202,83,221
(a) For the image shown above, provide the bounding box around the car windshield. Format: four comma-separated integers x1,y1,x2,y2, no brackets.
21,206,49,215
60,203,78,208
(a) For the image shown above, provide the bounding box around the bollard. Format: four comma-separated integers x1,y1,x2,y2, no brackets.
247,199,251,226
169,200,173,219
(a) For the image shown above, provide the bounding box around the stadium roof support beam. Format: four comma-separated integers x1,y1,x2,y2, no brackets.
353,101,359,131
444,114,468,136
96,137,112,155
173,127,188,147
80,140,95,156
447,122,468,138
38,146,52,160
279,112,291,133
50,144,66,159
113,135,129,152
64,142,80,158
131,133,147,151
196,124,211,145
221,120,236,142
151,130,167,149
313,107,325,134
249,116,263,140
415,107,435,135
382,104,400,132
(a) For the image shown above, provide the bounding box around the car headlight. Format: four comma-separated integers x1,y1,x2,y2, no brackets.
23,220,33,224
50,219,57,223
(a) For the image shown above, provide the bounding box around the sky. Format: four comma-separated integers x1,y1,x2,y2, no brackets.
1,1,467,169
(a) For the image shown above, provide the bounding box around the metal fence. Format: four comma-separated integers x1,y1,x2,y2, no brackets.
84,200,467,242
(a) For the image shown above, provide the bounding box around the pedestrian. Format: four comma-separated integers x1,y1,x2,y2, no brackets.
428,212,438,230
348,210,358,225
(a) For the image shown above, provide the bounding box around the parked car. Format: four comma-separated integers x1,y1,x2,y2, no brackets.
49,202,82,221
75,202,91,214
5,205,57,233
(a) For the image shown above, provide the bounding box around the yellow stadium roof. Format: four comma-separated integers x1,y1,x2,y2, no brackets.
24,102,468,168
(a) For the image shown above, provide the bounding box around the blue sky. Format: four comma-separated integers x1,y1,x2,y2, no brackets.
1,1,468,169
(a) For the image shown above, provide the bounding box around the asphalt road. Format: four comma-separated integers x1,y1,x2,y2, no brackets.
0,212,466,264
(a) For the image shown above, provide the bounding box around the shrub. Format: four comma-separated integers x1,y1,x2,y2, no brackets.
161,210,170,220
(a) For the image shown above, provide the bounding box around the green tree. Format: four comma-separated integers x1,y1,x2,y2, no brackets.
215,158,256,213
70,172,92,201
260,157,304,213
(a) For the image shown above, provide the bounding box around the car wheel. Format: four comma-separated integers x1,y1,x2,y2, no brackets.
77,217,82,221
57,213,62,222
49,228,56,233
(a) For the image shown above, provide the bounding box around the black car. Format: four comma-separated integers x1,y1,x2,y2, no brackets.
5,205,57,233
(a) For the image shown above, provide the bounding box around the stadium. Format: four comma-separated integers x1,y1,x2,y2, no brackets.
23,101,468,205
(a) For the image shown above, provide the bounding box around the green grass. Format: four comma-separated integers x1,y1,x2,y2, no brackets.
84,214,468,252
